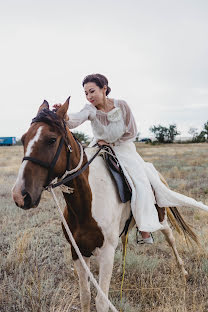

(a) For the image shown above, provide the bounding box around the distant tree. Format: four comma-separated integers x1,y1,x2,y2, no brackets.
188,126,207,143
188,127,198,142
167,124,180,143
196,131,206,143
150,124,180,143
203,121,208,141
72,131,90,145
135,132,140,142
149,125,168,143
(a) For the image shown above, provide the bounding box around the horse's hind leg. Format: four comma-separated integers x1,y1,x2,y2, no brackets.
74,257,91,312
161,223,188,278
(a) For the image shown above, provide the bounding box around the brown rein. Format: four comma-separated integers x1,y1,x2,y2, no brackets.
46,145,103,190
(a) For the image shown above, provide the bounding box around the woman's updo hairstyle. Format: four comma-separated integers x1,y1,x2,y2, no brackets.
82,73,111,96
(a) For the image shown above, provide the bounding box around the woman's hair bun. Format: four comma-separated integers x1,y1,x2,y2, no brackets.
106,86,111,96
82,73,111,96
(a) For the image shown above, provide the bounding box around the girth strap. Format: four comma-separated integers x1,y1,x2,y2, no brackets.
119,211,133,237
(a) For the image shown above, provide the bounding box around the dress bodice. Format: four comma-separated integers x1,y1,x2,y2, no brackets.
90,100,126,143
67,99,138,144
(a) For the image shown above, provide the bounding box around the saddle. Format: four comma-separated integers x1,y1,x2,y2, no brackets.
101,145,165,227
101,145,132,203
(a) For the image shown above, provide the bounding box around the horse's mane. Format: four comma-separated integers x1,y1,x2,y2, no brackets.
32,108,68,142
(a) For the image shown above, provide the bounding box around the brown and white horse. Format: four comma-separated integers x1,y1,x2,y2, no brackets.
12,99,198,312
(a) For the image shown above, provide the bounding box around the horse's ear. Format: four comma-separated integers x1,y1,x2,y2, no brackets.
37,100,49,114
56,97,70,119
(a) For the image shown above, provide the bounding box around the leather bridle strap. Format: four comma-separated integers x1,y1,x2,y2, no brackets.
22,157,51,169
23,137,65,185
48,146,103,189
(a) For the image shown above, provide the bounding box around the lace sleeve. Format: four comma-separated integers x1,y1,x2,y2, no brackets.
67,104,96,129
118,100,138,142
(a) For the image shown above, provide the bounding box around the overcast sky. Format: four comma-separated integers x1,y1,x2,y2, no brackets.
1,0,208,139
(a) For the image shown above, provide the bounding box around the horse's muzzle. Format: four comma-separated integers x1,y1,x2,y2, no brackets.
13,188,41,210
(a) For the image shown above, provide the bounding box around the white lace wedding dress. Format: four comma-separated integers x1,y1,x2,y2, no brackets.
67,99,208,232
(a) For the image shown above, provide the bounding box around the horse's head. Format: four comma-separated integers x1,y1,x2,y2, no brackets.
12,98,71,209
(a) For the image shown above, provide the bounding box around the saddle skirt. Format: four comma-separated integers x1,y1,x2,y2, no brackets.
101,146,132,203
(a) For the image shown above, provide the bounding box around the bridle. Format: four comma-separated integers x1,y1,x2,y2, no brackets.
22,109,72,187
23,136,70,187
22,108,102,189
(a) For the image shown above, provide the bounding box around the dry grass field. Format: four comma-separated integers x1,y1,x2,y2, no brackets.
1,143,208,312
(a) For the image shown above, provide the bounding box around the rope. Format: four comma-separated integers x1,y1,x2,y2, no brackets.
61,141,84,178
49,147,102,189
120,232,128,312
49,188,119,312
99,149,116,158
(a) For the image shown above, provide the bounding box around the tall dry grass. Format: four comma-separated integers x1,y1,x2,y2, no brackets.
1,144,208,311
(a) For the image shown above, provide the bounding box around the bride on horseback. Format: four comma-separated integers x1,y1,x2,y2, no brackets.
54,73,208,243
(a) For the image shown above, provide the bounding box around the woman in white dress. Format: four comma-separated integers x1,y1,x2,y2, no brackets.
54,73,208,243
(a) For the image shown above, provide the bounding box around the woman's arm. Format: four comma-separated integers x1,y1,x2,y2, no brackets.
118,100,138,142
53,103,96,129
67,104,96,129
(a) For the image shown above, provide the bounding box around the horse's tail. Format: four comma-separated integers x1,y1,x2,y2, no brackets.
166,207,199,245
158,172,200,245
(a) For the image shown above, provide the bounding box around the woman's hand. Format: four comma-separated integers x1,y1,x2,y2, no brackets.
52,104,69,121
53,104,62,111
97,140,110,146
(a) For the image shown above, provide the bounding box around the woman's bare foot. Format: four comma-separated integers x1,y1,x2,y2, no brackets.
137,231,154,244
141,231,150,239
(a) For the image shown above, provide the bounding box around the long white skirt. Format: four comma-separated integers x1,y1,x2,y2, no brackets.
112,142,208,232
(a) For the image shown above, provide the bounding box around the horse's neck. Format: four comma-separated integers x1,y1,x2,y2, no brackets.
63,174,92,220
64,130,92,223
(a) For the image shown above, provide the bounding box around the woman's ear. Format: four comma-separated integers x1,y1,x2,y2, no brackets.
103,85,107,95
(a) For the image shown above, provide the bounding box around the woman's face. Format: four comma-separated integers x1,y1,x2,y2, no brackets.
84,82,107,107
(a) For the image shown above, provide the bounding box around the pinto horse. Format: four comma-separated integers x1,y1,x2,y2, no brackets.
12,99,198,312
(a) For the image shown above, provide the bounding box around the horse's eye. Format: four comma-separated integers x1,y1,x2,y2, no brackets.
48,138,57,145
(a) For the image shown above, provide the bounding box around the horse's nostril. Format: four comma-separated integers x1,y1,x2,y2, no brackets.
22,190,32,208
21,189,27,196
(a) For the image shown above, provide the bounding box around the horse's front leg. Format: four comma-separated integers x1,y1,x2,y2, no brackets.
74,257,91,312
95,243,115,312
